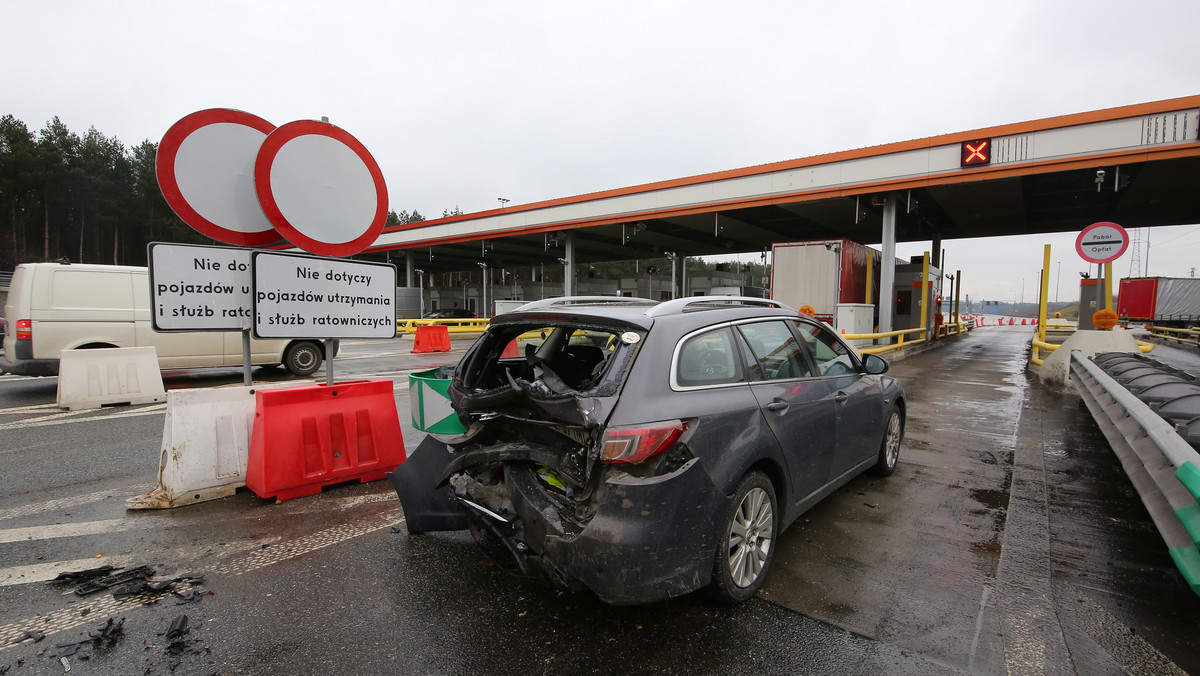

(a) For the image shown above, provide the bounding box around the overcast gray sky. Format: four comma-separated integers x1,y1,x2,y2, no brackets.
3,0,1198,302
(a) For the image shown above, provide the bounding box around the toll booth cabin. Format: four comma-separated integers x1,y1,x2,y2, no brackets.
892,257,944,332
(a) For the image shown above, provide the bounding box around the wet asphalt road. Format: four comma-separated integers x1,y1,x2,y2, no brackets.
1,328,1200,674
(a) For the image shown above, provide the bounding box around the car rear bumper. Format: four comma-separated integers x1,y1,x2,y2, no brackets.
518,458,725,604
391,436,726,604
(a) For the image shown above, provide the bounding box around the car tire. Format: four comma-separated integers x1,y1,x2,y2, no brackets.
709,470,777,604
870,406,903,476
283,341,323,376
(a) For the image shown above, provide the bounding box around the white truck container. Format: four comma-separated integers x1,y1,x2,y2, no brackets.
1,262,332,377
770,238,883,325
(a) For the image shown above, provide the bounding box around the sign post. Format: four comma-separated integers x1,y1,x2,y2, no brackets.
1075,221,1129,329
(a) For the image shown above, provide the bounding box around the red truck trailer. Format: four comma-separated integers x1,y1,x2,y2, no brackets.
1117,277,1200,327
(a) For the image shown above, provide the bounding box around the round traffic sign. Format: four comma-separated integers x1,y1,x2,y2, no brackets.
1075,221,1129,264
156,108,282,247
253,120,389,258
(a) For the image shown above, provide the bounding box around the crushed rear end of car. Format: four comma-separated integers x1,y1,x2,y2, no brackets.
390,309,724,603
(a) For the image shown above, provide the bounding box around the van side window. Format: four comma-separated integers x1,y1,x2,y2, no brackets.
677,327,740,387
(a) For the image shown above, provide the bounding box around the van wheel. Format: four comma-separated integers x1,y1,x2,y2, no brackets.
709,471,776,604
284,341,323,376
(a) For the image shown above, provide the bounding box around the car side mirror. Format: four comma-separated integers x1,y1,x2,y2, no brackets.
864,354,889,375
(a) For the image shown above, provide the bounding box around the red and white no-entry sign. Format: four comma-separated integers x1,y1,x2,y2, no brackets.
158,109,390,257
254,120,389,258
156,109,282,247
1075,221,1129,264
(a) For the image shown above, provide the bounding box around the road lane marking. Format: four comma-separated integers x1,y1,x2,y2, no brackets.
0,404,166,431
0,403,62,414
0,518,137,544
0,485,152,522
0,510,404,650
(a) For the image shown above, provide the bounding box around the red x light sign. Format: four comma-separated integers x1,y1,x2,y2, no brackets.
961,138,991,167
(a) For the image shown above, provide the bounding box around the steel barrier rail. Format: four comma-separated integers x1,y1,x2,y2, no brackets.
1031,333,1154,367
1150,326,1200,348
397,318,491,334
844,321,970,355
1069,350,1200,595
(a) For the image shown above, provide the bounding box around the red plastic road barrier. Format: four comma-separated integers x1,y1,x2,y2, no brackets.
246,379,407,501
412,325,451,353
501,338,521,359
1009,318,1014,325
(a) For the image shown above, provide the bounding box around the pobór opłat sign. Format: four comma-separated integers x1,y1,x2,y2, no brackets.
1075,222,1129,264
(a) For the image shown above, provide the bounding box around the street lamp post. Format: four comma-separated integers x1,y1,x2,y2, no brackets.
414,268,425,317
664,251,678,299
477,262,489,317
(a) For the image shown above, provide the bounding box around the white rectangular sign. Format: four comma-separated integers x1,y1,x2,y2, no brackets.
251,251,397,339
149,242,253,332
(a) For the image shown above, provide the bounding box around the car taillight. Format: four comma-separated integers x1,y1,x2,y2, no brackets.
601,420,689,464
15,319,32,341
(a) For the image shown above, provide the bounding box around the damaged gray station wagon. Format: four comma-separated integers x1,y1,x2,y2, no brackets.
391,296,905,604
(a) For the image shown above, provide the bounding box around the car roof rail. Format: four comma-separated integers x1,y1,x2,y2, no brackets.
644,296,795,318
512,296,658,312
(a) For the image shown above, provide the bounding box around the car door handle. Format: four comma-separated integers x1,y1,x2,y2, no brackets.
767,399,788,412
834,392,849,404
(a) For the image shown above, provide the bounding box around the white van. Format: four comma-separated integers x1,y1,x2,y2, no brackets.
1,262,333,377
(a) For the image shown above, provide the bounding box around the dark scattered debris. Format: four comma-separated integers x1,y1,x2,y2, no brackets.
173,589,205,605
53,617,125,659
165,615,189,641
48,566,210,601
49,566,116,583
112,579,174,601
72,566,155,596
11,630,45,644
162,614,209,657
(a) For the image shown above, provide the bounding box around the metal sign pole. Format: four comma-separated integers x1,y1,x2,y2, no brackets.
241,329,252,387
325,338,334,385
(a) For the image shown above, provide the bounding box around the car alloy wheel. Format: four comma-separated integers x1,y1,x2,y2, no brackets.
871,407,903,476
711,471,776,603
728,486,773,587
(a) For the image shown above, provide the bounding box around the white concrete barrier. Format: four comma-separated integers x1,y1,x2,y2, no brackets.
126,386,257,509
126,383,311,509
56,346,166,410
1039,328,1139,387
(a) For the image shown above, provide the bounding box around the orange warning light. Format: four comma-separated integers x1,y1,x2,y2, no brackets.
799,305,816,316
1092,309,1118,330
961,139,991,167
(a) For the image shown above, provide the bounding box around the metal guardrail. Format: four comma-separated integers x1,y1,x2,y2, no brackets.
397,318,491,335
843,321,970,355
1069,350,1200,595
1150,326,1200,348
1031,330,1154,367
